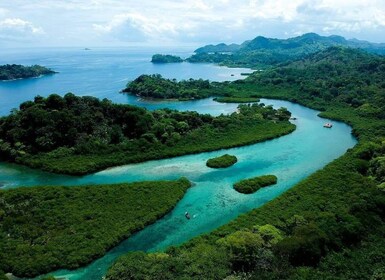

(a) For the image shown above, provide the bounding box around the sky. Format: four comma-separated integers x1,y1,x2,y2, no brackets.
1,0,385,48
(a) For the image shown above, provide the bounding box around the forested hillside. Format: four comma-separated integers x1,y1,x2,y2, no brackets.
187,33,385,68
107,47,385,280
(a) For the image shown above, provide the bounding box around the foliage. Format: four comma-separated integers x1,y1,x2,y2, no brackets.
123,74,216,100
214,97,260,103
288,234,385,280
151,54,183,63
107,243,231,280
0,64,56,81
206,154,237,168
0,178,191,277
186,33,385,69
107,46,385,279
0,93,294,175
233,175,277,194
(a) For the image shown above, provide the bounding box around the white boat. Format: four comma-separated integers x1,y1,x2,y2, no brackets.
323,123,333,128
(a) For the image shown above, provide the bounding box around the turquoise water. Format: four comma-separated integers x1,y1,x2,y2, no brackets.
0,48,356,279
3,99,356,280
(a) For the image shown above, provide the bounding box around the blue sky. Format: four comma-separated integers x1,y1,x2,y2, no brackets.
1,0,385,48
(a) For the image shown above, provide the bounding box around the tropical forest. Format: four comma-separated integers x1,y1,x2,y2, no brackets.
1,3,385,280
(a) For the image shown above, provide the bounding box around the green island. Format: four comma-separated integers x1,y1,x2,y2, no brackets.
0,64,56,81
0,178,191,277
106,46,385,279
234,175,277,194
122,74,216,100
0,94,294,175
185,33,385,69
151,54,183,63
206,154,237,168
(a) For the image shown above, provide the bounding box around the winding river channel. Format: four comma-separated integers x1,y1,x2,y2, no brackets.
0,48,356,279
1,99,356,280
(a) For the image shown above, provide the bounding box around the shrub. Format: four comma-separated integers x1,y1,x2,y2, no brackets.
234,175,277,194
206,154,238,168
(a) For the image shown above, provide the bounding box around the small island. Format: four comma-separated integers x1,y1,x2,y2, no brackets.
0,64,56,81
234,175,277,194
123,74,213,100
206,154,237,168
151,54,183,63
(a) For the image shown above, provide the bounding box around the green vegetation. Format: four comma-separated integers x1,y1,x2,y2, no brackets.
186,33,385,69
151,54,183,63
0,64,56,81
214,96,259,103
0,178,191,277
107,47,385,279
123,74,216,100
0,94,294,175
206,154,237,168
234,175,277,194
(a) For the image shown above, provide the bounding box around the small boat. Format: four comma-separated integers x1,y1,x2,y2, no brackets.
290,117,297,120
323,123,333,128
185,212,191,220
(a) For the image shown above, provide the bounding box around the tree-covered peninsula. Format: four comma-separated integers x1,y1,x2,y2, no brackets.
123,74,216,100
0,64,56,81
107,47,385,280
0,178,191,277
0,93,294,175
151,54,183,63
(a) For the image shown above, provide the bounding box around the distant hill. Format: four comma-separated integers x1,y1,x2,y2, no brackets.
195,43,242,54
187,33,385,68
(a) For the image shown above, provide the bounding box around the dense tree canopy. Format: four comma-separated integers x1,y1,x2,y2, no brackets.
107,46,385,280
234,175,278,194
0,93,294,175
187,33,385,69
0,64,56,81
123,74,216,100
206,154,237,168
151,54,183,63
0,178,191,277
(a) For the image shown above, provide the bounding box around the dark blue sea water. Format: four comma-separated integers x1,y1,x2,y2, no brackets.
0,47,251,116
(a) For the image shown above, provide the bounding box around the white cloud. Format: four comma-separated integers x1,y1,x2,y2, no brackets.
0,18,44,34
1,0,385,46
0,18,44,42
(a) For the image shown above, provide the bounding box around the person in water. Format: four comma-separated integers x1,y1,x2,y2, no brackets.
185,212,191,219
